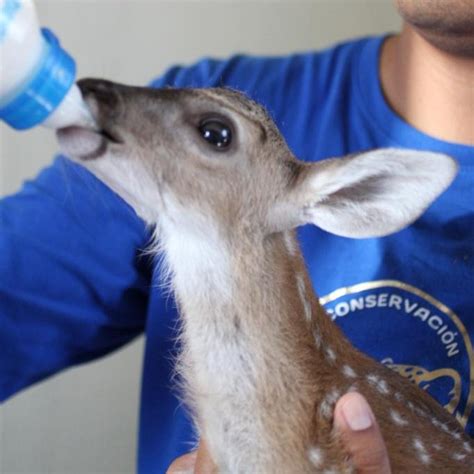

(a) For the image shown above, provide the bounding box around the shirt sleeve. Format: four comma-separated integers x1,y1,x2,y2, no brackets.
0,53,288,402
0,157,152,401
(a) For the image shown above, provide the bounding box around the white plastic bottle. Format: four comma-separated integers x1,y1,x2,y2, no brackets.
0,0,95,130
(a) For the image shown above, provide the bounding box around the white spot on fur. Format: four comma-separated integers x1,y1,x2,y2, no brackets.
342,365,357,378
327,388,341,404
452,452,466,461
390,409,408,426
414,406,428,418
413,437,431,465
319,398,332,420
308,446,324,467
319,388,340,420
419,453,431,465
431,417,453,435
432,443,441,451
366,373,378,384
377,379,389,395
395,392,403,402
366,374,389,394
413,438,425,450
296,273,312,323
313,330,322,348
463,441,473,453
325,347,336,363
431,417,441,427
452,431,462,440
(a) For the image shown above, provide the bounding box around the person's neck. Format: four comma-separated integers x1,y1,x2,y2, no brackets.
380,24,474,146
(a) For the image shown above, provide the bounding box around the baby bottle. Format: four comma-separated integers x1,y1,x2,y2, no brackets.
0,0,95,130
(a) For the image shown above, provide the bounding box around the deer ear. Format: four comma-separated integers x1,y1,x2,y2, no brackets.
270,149,457,238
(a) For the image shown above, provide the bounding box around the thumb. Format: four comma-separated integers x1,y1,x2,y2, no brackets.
194,440,217,474
334,392,391,474
166,440,217,474
166,450,197,474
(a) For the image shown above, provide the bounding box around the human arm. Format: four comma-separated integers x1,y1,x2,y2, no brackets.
0,157,150,401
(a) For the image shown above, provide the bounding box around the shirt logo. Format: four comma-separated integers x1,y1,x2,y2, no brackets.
320,279,473,430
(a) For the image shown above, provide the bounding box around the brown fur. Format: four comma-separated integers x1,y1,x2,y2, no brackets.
67,79,473,473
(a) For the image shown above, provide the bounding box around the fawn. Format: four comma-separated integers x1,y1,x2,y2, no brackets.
58,79,473,473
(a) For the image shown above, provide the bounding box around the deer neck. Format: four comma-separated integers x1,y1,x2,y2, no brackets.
157,214,347,377
157,217,337,365
156,216,349,468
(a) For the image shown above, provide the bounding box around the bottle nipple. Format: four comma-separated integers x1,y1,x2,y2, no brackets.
41,82,98,130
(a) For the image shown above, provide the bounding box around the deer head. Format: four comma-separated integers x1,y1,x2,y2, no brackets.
57,79,457,242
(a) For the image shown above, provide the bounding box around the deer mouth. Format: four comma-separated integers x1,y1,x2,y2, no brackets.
56,124,123,161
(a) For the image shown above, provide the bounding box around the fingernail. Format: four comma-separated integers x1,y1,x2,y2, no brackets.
342,394,374,431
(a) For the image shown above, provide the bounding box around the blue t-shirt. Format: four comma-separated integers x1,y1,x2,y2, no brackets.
1,36,473,473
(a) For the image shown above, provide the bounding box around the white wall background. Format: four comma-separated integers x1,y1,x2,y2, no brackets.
0,1,400,472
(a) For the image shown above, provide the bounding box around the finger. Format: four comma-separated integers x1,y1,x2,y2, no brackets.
334,392,391,474
166,450,197,474
195,440,218,474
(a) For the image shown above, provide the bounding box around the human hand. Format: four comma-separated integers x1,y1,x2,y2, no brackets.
333,391,391,474
167,392,391,474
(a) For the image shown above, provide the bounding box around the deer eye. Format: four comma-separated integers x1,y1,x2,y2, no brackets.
198,119,233,150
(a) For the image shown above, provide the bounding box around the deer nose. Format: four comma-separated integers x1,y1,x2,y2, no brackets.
77,78,121,109
76,78,124,143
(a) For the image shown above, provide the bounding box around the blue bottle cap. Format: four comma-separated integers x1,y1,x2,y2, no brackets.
0,28,76,130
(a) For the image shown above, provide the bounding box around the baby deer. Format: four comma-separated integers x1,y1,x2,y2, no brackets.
58,79,473,473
